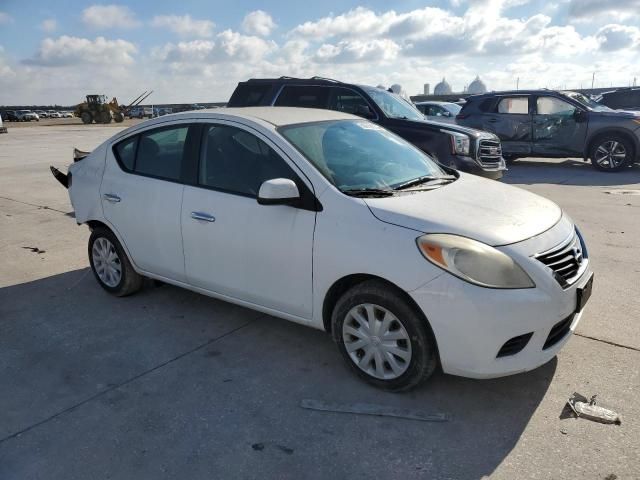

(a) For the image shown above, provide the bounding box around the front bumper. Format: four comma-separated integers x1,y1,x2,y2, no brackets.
452,154,506,180
408,219,592,379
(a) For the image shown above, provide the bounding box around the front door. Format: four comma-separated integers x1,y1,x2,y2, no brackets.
181,122,316,319
532,95,588,156
481,95,533,155
101,123,196,282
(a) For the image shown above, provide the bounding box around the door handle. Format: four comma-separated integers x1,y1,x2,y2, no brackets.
103,193,121,203
487,118,498,123
191,211,215,222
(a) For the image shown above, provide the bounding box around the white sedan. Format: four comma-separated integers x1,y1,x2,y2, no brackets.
51,107,593,390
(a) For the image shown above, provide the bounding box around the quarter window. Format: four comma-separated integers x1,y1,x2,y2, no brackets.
497,97,529,114
114,136,137,171
135,126,188,181
199,125,298,197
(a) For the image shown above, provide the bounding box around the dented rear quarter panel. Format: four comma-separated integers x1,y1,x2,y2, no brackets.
68,142,108,224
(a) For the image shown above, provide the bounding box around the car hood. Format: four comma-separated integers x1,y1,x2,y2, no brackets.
364,174,562,246
590,109,640,119
411,118,495,139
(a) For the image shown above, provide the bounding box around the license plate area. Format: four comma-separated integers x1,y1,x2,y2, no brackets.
575,274,594,313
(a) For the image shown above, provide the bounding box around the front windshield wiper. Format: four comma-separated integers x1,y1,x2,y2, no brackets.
393,175,456,190
341,188,395,197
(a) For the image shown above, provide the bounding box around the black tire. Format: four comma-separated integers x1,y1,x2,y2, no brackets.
590,134,634,172
88,227,142,296
81,112,93,124
331,280,438,392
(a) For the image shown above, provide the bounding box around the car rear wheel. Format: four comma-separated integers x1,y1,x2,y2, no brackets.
81,112,92,124
332,280,438,391
590,135,633,171
88,227,142,296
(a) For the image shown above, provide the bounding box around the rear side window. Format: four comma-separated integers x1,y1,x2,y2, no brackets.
114,136,137,171
274,86,330,109
135,126,188,181
228,84,272,106
497,97,529,114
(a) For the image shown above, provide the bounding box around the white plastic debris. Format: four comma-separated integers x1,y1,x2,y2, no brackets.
567,393,621,425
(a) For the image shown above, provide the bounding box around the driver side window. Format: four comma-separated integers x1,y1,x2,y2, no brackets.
199,124,298,197
536,97,575,116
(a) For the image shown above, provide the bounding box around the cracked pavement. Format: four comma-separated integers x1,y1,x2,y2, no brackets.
1,126,638,479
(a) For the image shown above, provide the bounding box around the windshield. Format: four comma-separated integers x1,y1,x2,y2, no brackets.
279,120,447,192
362,87,425,121
562,91,612,112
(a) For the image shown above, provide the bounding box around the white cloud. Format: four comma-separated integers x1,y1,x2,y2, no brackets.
40,19,57,33
82,5,139,29
151,15,215,38
596,24,640,51
242,10,277,36
24,36,137,67
569,0,640,21
0,12,13,24
314,39,400,63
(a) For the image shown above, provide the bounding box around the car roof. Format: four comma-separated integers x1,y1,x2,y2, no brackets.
183,106,357,127
467,89,569,99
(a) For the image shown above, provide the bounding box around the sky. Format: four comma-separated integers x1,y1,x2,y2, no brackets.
0,0,639,105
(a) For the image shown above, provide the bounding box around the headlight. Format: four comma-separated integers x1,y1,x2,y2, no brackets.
416,234,535,289
449,132,471,156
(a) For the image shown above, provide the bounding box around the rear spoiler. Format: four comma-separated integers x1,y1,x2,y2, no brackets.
50,147,91,189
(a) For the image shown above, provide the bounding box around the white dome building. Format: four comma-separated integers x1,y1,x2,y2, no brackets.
433,78,452,95
467,76,488,94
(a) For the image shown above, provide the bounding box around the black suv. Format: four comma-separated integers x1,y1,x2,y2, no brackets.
228,77,506,180
457,90,640,171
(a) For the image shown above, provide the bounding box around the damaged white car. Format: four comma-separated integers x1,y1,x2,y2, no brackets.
51,107,593,391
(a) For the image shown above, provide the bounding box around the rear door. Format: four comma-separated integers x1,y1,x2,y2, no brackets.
532,95,587,156
101,122,198,282
181,121,316,319
481,95,533,155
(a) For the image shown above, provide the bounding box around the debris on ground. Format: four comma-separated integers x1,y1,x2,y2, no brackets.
21,246,46,254
300,399,449,422
567,393,621,425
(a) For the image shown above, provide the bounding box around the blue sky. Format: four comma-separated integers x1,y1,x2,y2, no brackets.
1,0,639,104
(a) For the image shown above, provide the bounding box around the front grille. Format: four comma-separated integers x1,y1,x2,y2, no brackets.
543,315,574,349
497,332,533,358
535,231,586,287
477,139,503,168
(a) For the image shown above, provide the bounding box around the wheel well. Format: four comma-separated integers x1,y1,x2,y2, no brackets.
321,274,428,335
86,220,110,232
587,129,637,159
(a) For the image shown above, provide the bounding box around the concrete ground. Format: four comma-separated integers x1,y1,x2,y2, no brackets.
1,125,638,479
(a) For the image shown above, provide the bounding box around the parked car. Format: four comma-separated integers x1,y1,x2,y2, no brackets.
415,101,461,123
50,107,593,390
227,77,506,180
0,113,6,133
16,110,39,121
457,90,640,171
34,110,48,118
62,111,74,118
47,110,62,118
596,87,640,112
3,110,18,121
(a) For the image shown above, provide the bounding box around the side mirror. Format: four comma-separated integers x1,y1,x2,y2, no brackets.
257,178,300,206
573,109,587,122
355,105,375,119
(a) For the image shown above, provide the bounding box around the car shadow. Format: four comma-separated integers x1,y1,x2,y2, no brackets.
503,158,640,187
1,269,556,479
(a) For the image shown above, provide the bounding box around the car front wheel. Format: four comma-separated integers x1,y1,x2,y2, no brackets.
88,227,142,296
332,280,438,391
590,135,633,171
